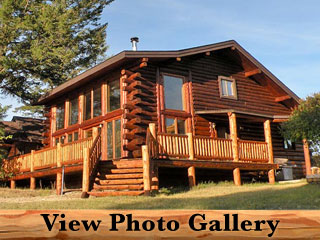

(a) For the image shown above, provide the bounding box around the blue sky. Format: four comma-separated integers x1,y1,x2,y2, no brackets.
1,0,320,120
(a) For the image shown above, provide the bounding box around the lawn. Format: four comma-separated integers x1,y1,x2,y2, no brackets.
0,180,319,210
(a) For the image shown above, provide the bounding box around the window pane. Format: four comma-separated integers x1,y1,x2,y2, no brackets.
84,91,91,120
74,132,79,141
68,134,73,143
115,119,121,158
177,119,186,134
164,75,183,110
166,118,175,134
69,98,78,126
60,136,65,144
85,130,92,138
55,138,59,145
226,81,233,96
221,80,227,96
108,81,120,112
93,87,102,117
107,121,113,159
56,103,65,130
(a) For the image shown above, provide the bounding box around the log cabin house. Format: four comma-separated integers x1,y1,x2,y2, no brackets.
1,40,312,197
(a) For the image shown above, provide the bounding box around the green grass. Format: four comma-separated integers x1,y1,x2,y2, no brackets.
0,181,319,210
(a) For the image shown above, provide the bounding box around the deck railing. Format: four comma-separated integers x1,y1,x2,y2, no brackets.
157,133,189,158
2,137,94,175
146,127,269,163
238,140,269,162
194,136,233,160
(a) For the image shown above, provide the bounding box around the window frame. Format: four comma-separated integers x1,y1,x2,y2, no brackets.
56,103,65,130
218,76,238,100
165,117,187,135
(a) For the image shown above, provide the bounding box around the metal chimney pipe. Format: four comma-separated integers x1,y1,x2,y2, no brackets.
131,37,139,51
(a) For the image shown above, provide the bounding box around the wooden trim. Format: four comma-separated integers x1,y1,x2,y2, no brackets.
52,109,122,137
244,69,261,78
218,76,238,100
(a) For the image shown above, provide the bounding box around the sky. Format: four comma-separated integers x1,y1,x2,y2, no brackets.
1,0,320,120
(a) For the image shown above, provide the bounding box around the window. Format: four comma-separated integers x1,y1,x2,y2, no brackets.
284,138,296,150
84,91,91,121
106,119,121,159
56,103,65,130
67,131,79,143
107,80,120,112
93,87,102,117
163,75,185,110
69,98,78,126
84,87,103,120
55,136,65,145
165,118,186,134
218,76,237,99
85,129,93,138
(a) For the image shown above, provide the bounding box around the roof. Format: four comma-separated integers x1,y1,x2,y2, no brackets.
0,116,45,143
37,40,300,105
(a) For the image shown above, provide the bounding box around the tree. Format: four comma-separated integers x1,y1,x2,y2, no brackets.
0,0,113,115
281,92,320,153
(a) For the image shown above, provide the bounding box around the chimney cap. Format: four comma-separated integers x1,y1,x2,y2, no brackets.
130,37,139,42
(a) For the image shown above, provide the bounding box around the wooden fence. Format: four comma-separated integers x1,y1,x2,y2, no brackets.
157,133,189,158
194,136,233,160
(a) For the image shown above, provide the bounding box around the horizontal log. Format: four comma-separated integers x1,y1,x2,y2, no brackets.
121,69,134,76
244,69,261,77
130,108,157,116
275,95,291,102
123,144,142,152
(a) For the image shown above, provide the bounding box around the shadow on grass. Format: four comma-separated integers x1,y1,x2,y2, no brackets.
100,183,320,210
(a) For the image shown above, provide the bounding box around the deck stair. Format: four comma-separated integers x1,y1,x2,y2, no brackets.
88,159,145,197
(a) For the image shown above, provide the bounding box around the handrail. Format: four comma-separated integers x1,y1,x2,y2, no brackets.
88,132,102,177
238,140,269,162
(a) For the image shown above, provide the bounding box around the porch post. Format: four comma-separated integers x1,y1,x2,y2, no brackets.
10,180,15,189
30,150,36,190
142,145,151,195
264,119,275,184
56,143,62,195
81,147,90,198
303,139,312,176
187,132,196,187
228,112,241,186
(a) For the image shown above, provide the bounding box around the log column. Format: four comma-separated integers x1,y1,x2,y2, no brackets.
10,180,15,189
56,143,62,195
264,119,275,184
142,145,151,195
187,133,196,187
149,123,159,192
30,150,36,190
303,139,312,176
228,112,241,186
81,147,90,198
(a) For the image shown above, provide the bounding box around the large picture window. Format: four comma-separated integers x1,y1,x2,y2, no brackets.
84,91,91,121
163,75,184,110
107,80,120,112
56,103,65,130
93,87,102,117
165,117,186,134
69,97,78,126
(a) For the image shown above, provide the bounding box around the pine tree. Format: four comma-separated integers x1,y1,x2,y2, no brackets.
0,0,113,115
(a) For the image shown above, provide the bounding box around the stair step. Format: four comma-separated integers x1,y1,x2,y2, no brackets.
102,168,143,174
98,179,144,185
99,160,143,169
88,190,144,197
93,184,144,191
102,173,143,180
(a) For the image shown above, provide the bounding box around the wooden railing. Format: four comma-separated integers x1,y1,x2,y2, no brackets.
194,136,233,160
157,133,189,158
61,138,93,165
145,125,269,164
82,128,102,197
238,140,269,162
1,137,94,176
